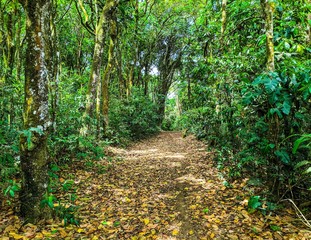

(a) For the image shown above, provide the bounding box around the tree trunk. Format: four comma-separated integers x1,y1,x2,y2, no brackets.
126,0,139,98
307,1,311,44
261,0,275,72
46,3,59,133
83,13,105,135
102,4,118,132
82,0,118,137
220,0,227,46
19,0,51,224
116,39,125,98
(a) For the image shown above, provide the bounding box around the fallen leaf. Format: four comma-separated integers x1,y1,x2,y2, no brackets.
143,218,150,225
172,229,179,236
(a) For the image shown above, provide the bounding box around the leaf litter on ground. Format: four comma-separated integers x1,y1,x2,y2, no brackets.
0,132,310,239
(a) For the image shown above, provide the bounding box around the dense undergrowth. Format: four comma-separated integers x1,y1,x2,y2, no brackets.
0,71,160,223
164,41,311,218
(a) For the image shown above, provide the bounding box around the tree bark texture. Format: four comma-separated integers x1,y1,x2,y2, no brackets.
220,0,227,46
84,20,104,121
260,0,275,72
19,0,51,224
46,3,59,132
308,14,311,44
102,2,118,131
82,0,118,136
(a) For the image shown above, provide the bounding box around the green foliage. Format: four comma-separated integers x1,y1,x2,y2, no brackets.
20,127,44,150
248,196,262,213
270,225,281,232
293,134,311,154
0,124,20,201
109,90,160,142
4,180,20,198
248,196,279,215
171,0,311,203
43,164,79,226
293,134,311,185
41,193,79,226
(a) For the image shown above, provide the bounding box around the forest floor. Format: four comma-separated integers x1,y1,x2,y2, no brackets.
1,131,311,239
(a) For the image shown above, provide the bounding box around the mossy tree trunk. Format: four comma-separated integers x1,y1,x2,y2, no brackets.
307,0,311,44
260,0,275,72
81,10,105,136
220,0,227,47
101,0,119,134
18,0,51,224
81,0,118,137
46,2,59,133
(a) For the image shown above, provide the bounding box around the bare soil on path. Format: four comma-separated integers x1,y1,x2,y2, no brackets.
0,131,310,239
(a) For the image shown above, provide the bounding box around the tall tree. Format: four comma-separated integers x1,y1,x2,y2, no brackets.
80,0,119,137
260,0,275,71
18,0,51,223
79,0,103,136
220,0,227,47
101,1,118,132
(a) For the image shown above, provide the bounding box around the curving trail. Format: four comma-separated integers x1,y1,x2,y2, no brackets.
1,132,309,239
74,131,309,239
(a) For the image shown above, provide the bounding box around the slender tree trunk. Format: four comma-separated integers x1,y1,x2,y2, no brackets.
261,0,275,71
116,38,125,98
126,0,139,98
220,0,227,46
46,3,59,133
15,7,22,84
81,6,106,136
85,22,104,120
76,30,84,75
307,1,311,44
19,0,51,224
102,6,118,132
82,0,118,137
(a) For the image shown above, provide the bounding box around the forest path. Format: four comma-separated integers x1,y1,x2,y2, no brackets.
1,132,309,239
73,131,309,239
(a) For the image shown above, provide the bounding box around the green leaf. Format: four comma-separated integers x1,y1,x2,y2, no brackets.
248,196,262,213
293,134,311,153
281,101,291,115
269,108,282,118
9,189,15,197
48,200,54,209
275,150,290,164
113,221,121,227
270,225,281,231
294,161,310,170
11,185,20,191
284,42,290,50
304,167,311,174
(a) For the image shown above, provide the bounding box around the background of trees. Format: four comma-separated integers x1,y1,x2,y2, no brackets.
0,0,310,223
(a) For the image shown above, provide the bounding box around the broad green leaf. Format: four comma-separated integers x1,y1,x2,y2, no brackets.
248,196,262,212
9,189,15,197
294,161,310,170
269,108,282,118
275,150,290,164
293,134,311,153
304,167,311,174
282,101,291,115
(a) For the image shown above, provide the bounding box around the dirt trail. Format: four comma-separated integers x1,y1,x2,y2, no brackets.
1,132,309,239
84,131,308,239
